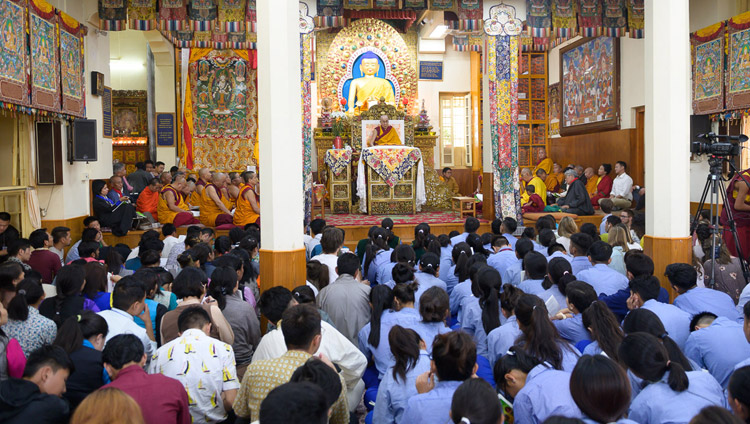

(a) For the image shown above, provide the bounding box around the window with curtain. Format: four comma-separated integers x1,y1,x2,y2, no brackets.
439,93,471,167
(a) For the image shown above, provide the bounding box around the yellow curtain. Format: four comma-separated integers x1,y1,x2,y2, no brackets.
743,116,750,170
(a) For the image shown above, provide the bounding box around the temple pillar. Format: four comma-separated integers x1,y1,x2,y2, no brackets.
257,0,306,294
643,0,691,299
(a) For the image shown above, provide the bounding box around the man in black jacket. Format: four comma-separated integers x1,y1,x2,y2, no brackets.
127,161,153,194
0,345,73,424
557,169,595,215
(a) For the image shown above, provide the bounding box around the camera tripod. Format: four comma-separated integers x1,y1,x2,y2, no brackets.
690,156,750,288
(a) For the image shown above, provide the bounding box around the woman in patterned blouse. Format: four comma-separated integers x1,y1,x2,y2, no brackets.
3,279,56,356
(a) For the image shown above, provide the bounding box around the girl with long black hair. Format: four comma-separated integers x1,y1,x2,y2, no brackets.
412,223,431,262
4,279,56,355
363,227,391,284
412,253,446,310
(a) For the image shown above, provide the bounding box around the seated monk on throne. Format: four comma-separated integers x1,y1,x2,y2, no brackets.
367,115,402,147
158,175,199,227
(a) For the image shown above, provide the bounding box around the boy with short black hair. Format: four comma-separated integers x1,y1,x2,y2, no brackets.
521,185,545,213
576,241,629,296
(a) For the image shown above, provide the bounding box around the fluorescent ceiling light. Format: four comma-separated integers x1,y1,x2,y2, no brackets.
110,59,144,71
428,25,449,39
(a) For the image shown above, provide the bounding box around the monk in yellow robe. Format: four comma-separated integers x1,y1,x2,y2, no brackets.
545,162,563,192
348,53,396,111
234,171,260,227
584,167,598,196
199,173,233,227
368,115,402,147
158,175,199,227
440,167,460,195
520,168,547,205
533,149,553,175
536,169,559,194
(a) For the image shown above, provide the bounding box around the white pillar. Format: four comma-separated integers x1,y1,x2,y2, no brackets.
644,0,690,238
257,0,304,251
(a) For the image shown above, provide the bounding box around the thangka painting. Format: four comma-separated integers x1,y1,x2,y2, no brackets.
560,36,619,136
29,0,60,113
113,90,147,137
691,22,725,114
189,51,257,170
0,0,29,107
549,82,560,136
727,14,750,110
60,12,86,117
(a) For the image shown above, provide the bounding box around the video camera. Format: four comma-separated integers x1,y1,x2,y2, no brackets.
691,132,748,157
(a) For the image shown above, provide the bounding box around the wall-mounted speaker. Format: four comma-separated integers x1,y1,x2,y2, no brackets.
35,121,63,185
69,119,97,163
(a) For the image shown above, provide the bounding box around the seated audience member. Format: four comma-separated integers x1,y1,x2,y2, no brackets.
39,264,100,326
691,406,744,424
412,253,446,308
619,332,727,424
515,294,581,372
92,179,136,237
600,215,621,242
0,211,19,257
501,238,534,287
69,387,145,424
498,217,518,250
150,306,239,423
585,167,598,196
401,332,478,424
603,160,634,210
226,172,242,203
311,227,346,285
487,285,524,366
130,268,168,341
628,275,691,348
52,311,108,408
108,175,129,204
158,175,199,227
622,308,696,378
461,267,502,361
234,171,261,228
552,281,597,345
258,382,329,424
305,218,327,259
413,287,450,353
700,233,745,304
77,241,102,264
98,277,155,359
518,251,548,295
290,357,348,424
543,163,563,193
199,173,233,227
208,266,261,379
599,198,615,234
317,253,371,344
608,225,632,275
576,241,629,296
441,167,460,195
735,303,750,371
494,347,582,423
26,229,61,285
557,169,595,215
159,171,172,186
67,221,103,264
377,244,417,289
522,184,545,213
102,334,190,424
540,258,576,314
450,378,502,424
159,225,179,261
49,226,71,265
451,216,481,246
487,235,516,277
112,162,132,198
136,178,162,223
570,355,632,424
667,262,741,320
598,252,667,321
6,238,32,273
581,300,625,359
411,223,432,262
685,312,750,388
160,267,233,345
252,287,366,409
372,326,431,423
618,209,640,242
0,262,25,306
0,345,73,424
556,216,578,252
729,366,750,422
520,167,547,205
568,233,594,275
4,279,57,355
590,163,614,207
449,254,486,323
127,162,152,194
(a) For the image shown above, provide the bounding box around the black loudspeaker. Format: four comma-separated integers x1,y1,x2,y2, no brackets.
35,121,63,185
690,114,711,143
69,119,97,162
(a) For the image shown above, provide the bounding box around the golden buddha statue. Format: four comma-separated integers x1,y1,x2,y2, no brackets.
347,52,396,113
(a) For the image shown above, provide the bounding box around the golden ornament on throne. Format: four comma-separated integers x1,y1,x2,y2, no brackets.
346,52,396,113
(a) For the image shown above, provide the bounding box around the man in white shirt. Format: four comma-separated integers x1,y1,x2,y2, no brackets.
311,227,344,285
49,226,71,265
160,223,181,259
98,276,156,360
304,218,326,259
601,160,633,210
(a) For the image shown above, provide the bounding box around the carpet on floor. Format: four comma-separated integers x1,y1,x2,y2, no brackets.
324,211,488,226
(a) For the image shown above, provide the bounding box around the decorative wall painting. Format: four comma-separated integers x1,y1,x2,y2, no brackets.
691,22,725,114
429,0,455,10
99,0,127,30
726,13,750,110
113,90,147,137
60,11,86,117
559,36,619,136
128,0,156,30
29,0,60,113
344,0,372,9
0,0,29,107
159,0,187,30
548,82,560,136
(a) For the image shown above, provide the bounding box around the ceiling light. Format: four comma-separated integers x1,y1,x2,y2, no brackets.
110,59,144,71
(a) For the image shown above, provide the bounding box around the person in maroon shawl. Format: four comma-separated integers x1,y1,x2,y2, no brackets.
591,163,614,206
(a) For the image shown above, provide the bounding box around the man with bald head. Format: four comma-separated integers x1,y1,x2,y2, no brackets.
160,172,172,186
574,165,587,185
158,174,199,227
584,167,598,197
367,115,402,147
200,172,233,227
520,167,547,205
107,175,129,204
226,172,242,204
113,162,132,197
196,168,212,195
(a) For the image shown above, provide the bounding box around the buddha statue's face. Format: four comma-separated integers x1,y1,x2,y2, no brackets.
361,58,380,76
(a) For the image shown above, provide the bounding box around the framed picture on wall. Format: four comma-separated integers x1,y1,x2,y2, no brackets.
559,36,620,136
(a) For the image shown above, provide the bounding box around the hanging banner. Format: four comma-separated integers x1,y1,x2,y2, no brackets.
578,0,602,37
218,0,245,32
691,22,725,115
603,0,627,37
30,0,60,112
0,0,29,107
627,0,643,38
99,0,127,30
726,12,750,110
59,11,85,117
159,0,187,30
551,0,577,38
128,0,156,30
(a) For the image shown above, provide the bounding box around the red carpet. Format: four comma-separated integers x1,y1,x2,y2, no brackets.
324,211,488,226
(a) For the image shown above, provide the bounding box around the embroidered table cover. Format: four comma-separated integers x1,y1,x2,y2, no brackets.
324,147,353,176
357,146,426,213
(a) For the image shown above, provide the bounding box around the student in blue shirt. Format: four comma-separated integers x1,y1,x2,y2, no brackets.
495,347,582,424
685,312,750,388
438,235,453,284
358,285,394,388
451,217,480,246
498,216,518,251
411,253,446,310
620,332,727,424
449,378,502,424
547,243,574,264
521,227,547,256
552,281,596,345
362,227,392,284
569,233,594,275
734,302,750,371
502,238,535,287
581,300,624,360
413,287,451,353
466,233,489,258
450,256,486,325
461,267,502,359
629,275,692,349
401,332,478,424
487,284,524,367
538,228,558,258
377,244,416,289
540,257,576,314
576,241,629,296
570,355,638,424
666,262,742,321
518,251,548,296
514,294,581,373
728,366,750,422
487,235,517,278
445,243,472,295
599,251,670,321
372,326,431,424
